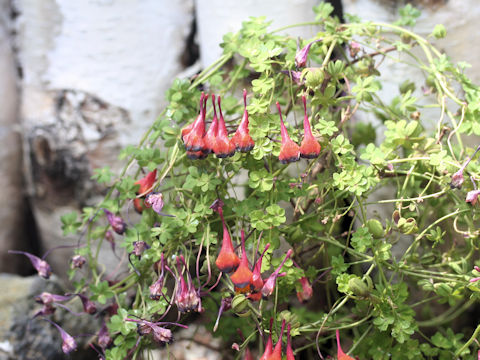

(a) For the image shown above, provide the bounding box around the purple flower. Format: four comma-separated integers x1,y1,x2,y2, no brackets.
261,249,293,298
466,190,480,205
75,293,97,314
151,325,173,345
103,209,126,235
295,39,321,68
8,250,52,279
280,70,304,85
35,292,72,305
133,241,150,257
43,319,77,354
149,253,166,300
33,304,56,318
213,297,232,332
70,255,86,269
450,169,465,189
98,321,112,349
145,192,164,214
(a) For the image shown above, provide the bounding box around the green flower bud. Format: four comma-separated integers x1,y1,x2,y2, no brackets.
232,294,249,314
348,277,370,297
366,219,384,239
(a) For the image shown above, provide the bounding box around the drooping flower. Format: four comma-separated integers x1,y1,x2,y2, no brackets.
183,93,208,152
70,254,86,269
296,276,313,303
132,241,150,258
203,94,219,154
230,230,253,289
186,149,208,160
336,329,355,360
266,319,286,360
43,319,77,354
262,249,293,298
182,92,205,141
214,95,236,158
251,243,270,292
260,318,274,360
35,292,72,305
103,209,126,235
295,39,321,68
175,255,201,312
450,169,465,189
213,296,232,332
231,89,255,152
276,102,300,164
98,321,112,349
281,70,304,86
8,250,52,279
149,253,166,300
450,144,480,189
76,293,97,314
286,323,295,360
215,207,240,273
299,94,321,159
145,192,165,214
466,189,480,205
133,169,157,213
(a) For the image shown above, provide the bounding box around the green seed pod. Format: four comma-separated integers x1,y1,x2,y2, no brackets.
366,219,384,239
397,217,419,234
232,294,249,314
348,277,370,297
304,68,325,88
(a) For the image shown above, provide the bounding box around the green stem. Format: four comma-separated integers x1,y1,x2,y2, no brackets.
455,321,480,356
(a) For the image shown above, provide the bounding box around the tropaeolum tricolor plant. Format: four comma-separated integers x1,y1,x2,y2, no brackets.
12,3,480,359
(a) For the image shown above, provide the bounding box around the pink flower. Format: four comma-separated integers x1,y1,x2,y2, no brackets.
466,190,480,205
295,39,321,68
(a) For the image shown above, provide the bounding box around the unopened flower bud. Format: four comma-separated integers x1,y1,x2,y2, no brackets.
295,39,321,68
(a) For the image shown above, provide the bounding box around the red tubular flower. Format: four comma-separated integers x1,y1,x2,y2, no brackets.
286,323,295,360
244,347,254,360
215,208,240,273
259,318,274,360
183,94,207,151
133,169,157,213
336,329,355,360
213,96,236,158
300,95,321,159
231,89,255,152
186,149,208,160
296,276,313,303
203,94,219,154
266,319,286,360
230,230,253,289
276,102,300,164
261,249,293,298
251,243,270,291
182,92,205,141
